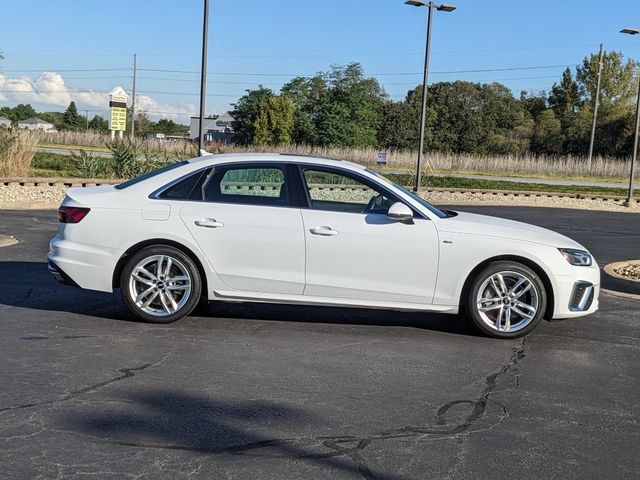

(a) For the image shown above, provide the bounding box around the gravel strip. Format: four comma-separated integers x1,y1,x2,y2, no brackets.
613,262,640,281
0,184,638,213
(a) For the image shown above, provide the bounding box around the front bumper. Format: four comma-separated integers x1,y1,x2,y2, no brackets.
551,264,600,319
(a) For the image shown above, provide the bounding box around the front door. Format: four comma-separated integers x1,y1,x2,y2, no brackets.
299,167,439,304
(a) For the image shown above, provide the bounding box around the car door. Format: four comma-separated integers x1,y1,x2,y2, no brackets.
299,166,439,304
180,163,305,295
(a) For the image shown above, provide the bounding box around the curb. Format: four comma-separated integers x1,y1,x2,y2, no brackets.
0,234,19,247
600,262,640,298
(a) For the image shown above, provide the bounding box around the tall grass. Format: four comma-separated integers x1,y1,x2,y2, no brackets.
35,131,632,179
0,130,39,177
39,131,197,159
215,144,631,180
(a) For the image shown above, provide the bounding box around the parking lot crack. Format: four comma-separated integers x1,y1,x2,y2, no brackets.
0,355,170,416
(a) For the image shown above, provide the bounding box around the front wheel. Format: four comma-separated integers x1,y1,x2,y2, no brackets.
465,261,547,338
120,245,202,323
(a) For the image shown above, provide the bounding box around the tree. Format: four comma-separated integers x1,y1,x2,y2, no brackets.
231,87,275,145
576,50,638,156
548,68,581,125
134,112,151,135
531,109,563,155
60,101,84,130
88,115,108,132
11,104,37,122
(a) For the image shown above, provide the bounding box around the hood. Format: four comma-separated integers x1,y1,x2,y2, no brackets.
437,211,586,250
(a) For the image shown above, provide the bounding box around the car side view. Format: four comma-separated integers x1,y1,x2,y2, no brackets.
48,153,600,338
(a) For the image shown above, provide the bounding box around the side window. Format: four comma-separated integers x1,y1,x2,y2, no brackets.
302,168,396,214
199,166,289,206
158,170,205,200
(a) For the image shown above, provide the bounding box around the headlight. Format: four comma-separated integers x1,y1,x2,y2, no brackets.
559,248,592,266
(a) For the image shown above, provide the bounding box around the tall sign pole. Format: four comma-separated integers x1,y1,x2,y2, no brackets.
198,0,209,152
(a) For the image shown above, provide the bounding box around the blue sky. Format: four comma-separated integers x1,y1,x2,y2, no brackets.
1,0,639,122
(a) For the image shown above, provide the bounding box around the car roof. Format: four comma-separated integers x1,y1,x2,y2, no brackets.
189,152,367,172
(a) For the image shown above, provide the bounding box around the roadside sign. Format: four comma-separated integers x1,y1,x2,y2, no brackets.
109,107,127,131
377,152,387,165
109,87,128,133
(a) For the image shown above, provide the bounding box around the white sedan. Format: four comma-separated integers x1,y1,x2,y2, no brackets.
48,153,599,338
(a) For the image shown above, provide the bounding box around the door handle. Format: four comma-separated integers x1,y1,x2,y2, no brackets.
194,218,224,228
309,226,338,236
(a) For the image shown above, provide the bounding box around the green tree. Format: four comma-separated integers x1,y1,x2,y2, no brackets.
576,50,638,156
60,101,84,130
531,109,563,155
11,104,37,122
88,115,108,132
230,87,275,145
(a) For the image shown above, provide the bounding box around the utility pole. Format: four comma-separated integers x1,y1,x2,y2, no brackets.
84,109,89,130
198,0,209,152
131,53,137,138
587,43,604,172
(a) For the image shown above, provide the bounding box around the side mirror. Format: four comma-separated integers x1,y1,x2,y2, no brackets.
387,202,414,223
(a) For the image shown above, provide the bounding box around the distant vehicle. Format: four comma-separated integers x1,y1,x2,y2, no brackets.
48,154,599,338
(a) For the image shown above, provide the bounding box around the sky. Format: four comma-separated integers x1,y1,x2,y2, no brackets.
0,0,639,123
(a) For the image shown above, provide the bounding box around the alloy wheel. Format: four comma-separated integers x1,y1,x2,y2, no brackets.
128,254,192,317
475,270,539,333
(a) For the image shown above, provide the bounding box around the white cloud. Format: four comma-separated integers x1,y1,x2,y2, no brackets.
0,72,199,122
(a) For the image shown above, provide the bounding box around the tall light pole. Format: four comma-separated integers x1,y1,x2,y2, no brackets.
587,43,604,171
198,0,210,153
405,1,456,191
621,27,640,207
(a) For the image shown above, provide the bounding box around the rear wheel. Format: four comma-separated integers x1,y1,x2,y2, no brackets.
120,246,201,323
465,261,546,338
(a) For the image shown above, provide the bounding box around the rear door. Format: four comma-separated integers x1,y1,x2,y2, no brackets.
180,163,305,295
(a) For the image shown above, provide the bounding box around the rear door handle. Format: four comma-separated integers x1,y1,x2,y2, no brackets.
194,218,224,228
309,226,338,236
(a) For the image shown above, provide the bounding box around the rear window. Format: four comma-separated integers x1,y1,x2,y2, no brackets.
115,161,188,190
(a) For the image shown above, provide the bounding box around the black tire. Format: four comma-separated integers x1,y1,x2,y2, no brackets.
120,245,202,323
465,261,547,339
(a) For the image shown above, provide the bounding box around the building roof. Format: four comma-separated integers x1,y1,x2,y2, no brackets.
18,117,52,125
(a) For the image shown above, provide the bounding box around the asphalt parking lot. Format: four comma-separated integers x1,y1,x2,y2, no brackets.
1,206,639,480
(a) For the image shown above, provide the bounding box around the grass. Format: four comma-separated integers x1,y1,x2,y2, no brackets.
0,130,39,177
23,151,635,198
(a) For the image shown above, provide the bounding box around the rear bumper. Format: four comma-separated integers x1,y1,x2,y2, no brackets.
48,260,79,287
48,236,118,292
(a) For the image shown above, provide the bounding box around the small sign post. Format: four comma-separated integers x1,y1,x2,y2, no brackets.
109,87,128,139
377,151,388,166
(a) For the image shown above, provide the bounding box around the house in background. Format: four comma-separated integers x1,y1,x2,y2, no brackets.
0,116,12,129
17,118,56,131
190,112,234,144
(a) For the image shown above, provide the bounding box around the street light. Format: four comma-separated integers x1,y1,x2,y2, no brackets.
620,27,640,207
405,1,457,191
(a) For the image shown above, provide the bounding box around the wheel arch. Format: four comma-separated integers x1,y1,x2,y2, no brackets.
458,255,555,320
112,238,209,297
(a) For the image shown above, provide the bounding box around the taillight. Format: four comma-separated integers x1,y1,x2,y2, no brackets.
58,206,91,223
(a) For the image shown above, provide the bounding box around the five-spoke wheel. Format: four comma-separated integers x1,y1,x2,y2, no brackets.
467,261,546,338
121,246,202,323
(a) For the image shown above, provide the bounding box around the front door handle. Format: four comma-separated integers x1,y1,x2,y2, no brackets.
194,218,224,228
309,226,338,236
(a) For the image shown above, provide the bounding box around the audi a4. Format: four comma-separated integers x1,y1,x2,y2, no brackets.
48,153,600,338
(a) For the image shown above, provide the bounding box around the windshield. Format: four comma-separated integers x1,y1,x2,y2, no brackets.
115,161,188,190
366,169,448,219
